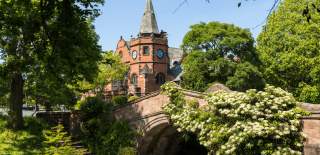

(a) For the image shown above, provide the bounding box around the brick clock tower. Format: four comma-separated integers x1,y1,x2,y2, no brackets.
108,0,183,97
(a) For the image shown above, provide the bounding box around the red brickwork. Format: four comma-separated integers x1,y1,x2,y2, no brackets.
113,33,169,96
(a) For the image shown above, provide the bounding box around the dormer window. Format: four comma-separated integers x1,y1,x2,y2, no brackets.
143,46,149,55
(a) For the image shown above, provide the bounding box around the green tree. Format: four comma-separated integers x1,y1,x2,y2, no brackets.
0,0,103,129
180,51,209,91
181,22,265,92
76,51,128,95
205,0,320,21
226,62,265,92
257,0,320,104
94,52,128,91
0,64,9,107
182,22,259,64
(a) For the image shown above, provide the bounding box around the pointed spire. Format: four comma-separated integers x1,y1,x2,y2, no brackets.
140,0,159,34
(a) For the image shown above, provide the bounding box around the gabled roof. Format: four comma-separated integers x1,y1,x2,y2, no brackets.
140,0,159,34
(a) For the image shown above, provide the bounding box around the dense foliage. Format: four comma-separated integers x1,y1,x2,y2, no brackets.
0,116,45,154
112,95,128,106
79,97,137,155
0,0,104,129
43,124,86,155
0,115,86,154
257,0,320,104
0,115,85,154
128,95,140,102
162,82,308,155
77,52,128,95
181,22,265,92
182,22,259,64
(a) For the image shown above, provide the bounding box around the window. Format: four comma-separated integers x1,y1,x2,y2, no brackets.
155,73,166,85
143,46,149,55
131,74,138,85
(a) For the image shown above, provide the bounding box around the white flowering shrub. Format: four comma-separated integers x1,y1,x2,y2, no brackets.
162,82,309,155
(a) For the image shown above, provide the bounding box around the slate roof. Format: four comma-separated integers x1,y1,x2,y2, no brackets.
168,47,184,67
168,47,184,81
140,0,159,34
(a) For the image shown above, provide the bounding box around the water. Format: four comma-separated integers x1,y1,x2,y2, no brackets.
0,108,35,117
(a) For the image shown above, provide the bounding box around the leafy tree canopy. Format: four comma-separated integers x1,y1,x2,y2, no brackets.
182,22,259,64
257,0,320,104
181,22,265,92
0,0,104,129
76,51,129,94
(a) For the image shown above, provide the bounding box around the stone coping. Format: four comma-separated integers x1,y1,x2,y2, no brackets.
112,88,205,111
299,103,320,112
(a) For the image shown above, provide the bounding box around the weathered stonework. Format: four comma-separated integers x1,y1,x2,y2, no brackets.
300,103,320,155
35,91,320,155
113,91,320,155
113,90,207,155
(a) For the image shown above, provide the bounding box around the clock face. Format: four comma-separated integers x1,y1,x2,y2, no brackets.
156,49,164,59
132,51,137,59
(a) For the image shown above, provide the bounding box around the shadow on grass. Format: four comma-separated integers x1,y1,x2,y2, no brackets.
0,115,49,154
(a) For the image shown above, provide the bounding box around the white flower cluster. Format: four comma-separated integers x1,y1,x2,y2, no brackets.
162,83,308,155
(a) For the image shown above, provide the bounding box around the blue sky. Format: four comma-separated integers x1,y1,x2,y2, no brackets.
94,0,276,51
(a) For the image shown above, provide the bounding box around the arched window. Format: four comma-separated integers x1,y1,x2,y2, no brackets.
131,74,138,85
156,73,166,85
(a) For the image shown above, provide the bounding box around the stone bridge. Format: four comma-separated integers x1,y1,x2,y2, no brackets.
113,90,207,155
113,89,320,155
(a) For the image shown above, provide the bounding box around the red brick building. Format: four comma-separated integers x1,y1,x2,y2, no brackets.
104,0,183,97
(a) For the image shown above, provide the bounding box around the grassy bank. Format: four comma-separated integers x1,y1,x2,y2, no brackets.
0,115,47,154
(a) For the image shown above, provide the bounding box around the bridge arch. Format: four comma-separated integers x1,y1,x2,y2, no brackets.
138,119,208,155
113,90,208,155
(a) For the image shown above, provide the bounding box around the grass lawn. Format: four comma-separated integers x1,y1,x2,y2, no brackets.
0,115,47,154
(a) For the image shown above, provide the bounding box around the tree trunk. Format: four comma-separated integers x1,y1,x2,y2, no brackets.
9,73,24,130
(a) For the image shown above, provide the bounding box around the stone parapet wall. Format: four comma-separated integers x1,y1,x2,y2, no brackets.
35,111,81,137
301,103,320,155
114,93,320,155
34,95,320,155
304,144,320,155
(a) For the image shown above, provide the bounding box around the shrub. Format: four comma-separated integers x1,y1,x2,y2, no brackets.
79,96,137,155
162,82,309,155
117,147,137,155
43,124,86,155
79,97,111,121
112,95,128,106
128,95,140,102
96,121,137,155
